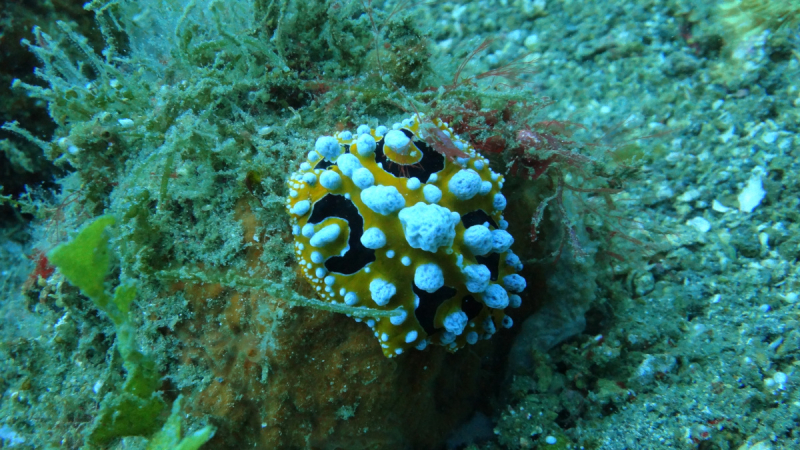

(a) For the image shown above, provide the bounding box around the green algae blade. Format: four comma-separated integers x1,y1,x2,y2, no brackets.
48,215,115,304
146,396,215,450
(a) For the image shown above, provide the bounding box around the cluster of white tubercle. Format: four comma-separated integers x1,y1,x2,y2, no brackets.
286,114,526,357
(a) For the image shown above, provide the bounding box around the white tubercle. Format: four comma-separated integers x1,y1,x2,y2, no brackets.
414,263,444,293
398,203,459,252
291,200,310,216
385,129,411,154
370,278,396,306
361,185,405,215
482,284,509,309
336,153,362,177
423,184,442,203
315,135,341,161
319,170,342,190
448,169,482,200
361,227,387,249
463,264,490,293
351,167,375,189
463,225,493,256
309,224,340,247
443,311,468,335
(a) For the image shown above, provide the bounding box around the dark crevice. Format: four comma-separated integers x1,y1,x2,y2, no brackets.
315,159,334,170
461,210,498,229
461,295,483,320
413,284,457,335
476,253,500,281
307,194,374,275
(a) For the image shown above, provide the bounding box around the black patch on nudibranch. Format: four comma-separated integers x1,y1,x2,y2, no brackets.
374,129,445,182
461,210,498,229
413,284,457,335
476,253,500,281
315,159,334,170
461,295,483,320
308,194,374,275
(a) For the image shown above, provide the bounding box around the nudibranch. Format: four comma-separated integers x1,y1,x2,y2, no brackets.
286,114,526,357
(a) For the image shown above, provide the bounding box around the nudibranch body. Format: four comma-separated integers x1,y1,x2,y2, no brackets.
286,114,525,357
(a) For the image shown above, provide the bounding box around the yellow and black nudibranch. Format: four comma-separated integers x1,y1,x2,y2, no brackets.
286,114,525,357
